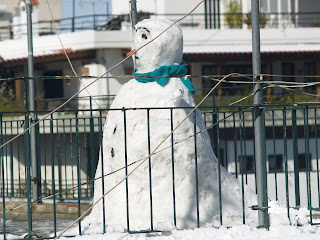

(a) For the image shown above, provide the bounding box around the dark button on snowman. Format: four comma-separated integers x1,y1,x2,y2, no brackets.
84,19,257,232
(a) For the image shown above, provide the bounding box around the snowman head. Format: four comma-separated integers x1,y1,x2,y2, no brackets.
132,19,183,73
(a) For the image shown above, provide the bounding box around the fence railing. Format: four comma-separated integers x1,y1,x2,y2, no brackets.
0,97,319,237
1,12,320,40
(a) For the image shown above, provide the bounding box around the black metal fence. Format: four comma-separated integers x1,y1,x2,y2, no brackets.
0,95,319,237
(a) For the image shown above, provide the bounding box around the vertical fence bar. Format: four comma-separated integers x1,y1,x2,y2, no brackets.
83,119,89,198
216,109,223,225
10,122,14,196
4,122,8,196
123,109,130,231
17,121,21,197
212,93,218,155
63,119,68,199
170,109,177,226
242,112,248,184
304,107,312,223
0,115,6,239
70,120,75,197
252,110,257,194
292,106,300,207
89,97,96,195
283,108,290,220
146,109,154,230
35,111,41,199
25,113,33,235
193,111,200,228
56,120,62,199
223,112,228,169
239,109,245,224
98,111,106,233
75,112,82,234
272,110,278,200
315,108,320,208
43,120,47,197
233,113,238,178
50,114,57,236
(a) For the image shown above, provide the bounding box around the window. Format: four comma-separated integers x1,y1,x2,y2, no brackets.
43,70,64,99
298,153,312,171
304,62,317,94
268,154,283,172
282,62,295,80
202,65,217,92
239,155,255,173
221,65,252,96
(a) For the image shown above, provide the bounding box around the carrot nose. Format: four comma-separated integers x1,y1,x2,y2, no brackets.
126,49,136,57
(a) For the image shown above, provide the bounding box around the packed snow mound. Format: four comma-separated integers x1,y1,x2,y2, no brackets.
132,19,183,73
83,19,257,231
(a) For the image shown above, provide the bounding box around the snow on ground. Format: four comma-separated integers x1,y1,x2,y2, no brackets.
54,224,320,240
1,200,320,240
53,201,320,240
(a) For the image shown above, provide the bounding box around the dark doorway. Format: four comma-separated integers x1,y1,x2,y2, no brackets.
43,70,64,99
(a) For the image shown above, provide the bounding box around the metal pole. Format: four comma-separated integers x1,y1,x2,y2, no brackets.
130,0,138,29
72,0,75,32
251,0,269,228
26,0,40,202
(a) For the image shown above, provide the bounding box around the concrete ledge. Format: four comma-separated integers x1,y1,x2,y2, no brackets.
0,202,92,221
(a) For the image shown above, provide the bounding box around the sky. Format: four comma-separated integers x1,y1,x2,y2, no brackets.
62,0,112,18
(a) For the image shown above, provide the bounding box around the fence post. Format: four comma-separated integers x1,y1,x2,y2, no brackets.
251,0,269,228
24,78,33,236
26,0,40,203
291,91,300,207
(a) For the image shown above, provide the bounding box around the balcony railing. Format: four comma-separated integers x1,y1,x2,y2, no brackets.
0,12,320,41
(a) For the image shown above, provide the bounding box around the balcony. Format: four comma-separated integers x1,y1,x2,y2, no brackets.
0,12,320,41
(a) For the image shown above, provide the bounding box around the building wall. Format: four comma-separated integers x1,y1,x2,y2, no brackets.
0,0,62,20
78,48,134,110
225,137,320,207
298,0,320,13
112,0,205,15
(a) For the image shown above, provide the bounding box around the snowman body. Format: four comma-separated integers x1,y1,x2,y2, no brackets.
84,19,256,231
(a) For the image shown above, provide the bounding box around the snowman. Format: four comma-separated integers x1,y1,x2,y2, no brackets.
84,19,257,231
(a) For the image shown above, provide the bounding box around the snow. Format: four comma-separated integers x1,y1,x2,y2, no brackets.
56,224,320,240
132,19,183,73
1,200,320,240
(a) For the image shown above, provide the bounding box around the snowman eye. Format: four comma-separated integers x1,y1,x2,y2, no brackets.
141,34,148,40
